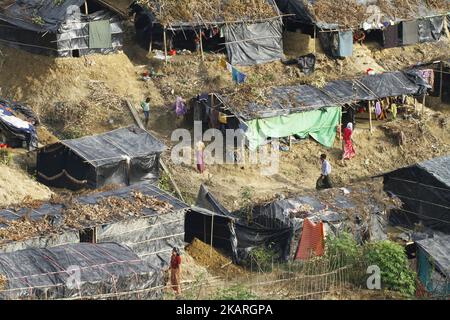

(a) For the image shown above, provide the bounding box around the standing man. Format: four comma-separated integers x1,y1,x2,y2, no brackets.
140,97,150,127
316,153,333,190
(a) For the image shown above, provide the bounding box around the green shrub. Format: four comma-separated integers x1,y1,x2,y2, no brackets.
214,284,257,300
363,240,416,296
247,244,277,272
325,232,362,266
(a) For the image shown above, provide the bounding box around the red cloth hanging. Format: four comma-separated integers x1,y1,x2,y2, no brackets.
295,219,325,260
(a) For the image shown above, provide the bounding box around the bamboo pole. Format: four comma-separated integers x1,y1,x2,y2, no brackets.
313,26,317,55
439,61,444,100
199,30,204,61
84,1,88,14
210,213,214,258
421,94,426,117
163,27,168,64
369,101,373,132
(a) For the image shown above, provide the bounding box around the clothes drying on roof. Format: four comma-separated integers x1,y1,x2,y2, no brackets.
0,101,38,150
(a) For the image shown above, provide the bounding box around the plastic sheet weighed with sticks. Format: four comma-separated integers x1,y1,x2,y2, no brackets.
0,242,163,300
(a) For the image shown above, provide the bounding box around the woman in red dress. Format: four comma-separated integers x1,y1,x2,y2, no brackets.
342,122,356,165
169,247,182,295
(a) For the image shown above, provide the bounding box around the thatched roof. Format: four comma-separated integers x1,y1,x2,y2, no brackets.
137,0,281,26
283,0,450,28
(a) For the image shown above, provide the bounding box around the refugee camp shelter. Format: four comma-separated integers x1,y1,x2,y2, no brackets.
414,60,450,106
37,126,166,190
0,98,39,150
0,243,162,300
190,180,399,263
274,0,450,56
383,154,450,234
196,70,428,150
0,0,125,57
130,0,284,66
0,181,187,270
416,235,450,297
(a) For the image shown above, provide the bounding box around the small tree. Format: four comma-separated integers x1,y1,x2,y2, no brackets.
363,240,416,296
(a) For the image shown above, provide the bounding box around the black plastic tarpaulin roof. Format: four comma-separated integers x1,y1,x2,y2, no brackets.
0,182,188,270
222,70,428,120
0,242,163,300
37,126,166,190
383,154,450,233
0,0,122,33
194,185,293,263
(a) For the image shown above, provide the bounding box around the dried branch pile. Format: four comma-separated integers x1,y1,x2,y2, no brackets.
0,192,174,245
137,0,279,26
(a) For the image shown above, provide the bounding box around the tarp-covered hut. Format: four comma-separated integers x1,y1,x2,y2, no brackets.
0,0,125,56
37,126,166,190
0,242,162,300
131,0,284,66
383,154,450,234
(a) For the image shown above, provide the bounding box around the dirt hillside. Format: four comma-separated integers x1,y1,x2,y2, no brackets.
0,164,52,207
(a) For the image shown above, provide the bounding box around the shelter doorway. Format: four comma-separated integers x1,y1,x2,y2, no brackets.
80,227,97,243
72,49,80,57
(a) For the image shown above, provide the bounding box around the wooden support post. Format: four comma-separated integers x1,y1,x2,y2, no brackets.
210,213,214,258
368,101,373,133
148,34,153,53
414,97,417,113
439,61,443,100
163,27,168,64
338,108,342,140
199,30,204,61
421,94,426,117
313,26,316,55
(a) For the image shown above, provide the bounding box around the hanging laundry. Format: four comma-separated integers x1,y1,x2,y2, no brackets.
417,69,435,88
375,101,382,117
295,219,325,260
174,96,187,116
231,67,246,84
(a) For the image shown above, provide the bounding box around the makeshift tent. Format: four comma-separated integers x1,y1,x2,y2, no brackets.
0,181,188,270
209,70,428,149
192,180,398,263
0,0,124,57
130,0,284,66
193,185,293,263
0,243,163,300
383,155,450,233
37,126,165,190
274,0,449,30
416,235,450,297
0,98,38,150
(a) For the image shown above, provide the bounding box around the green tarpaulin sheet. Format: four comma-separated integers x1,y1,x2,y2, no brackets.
89,20,112,49
245,107,341,150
